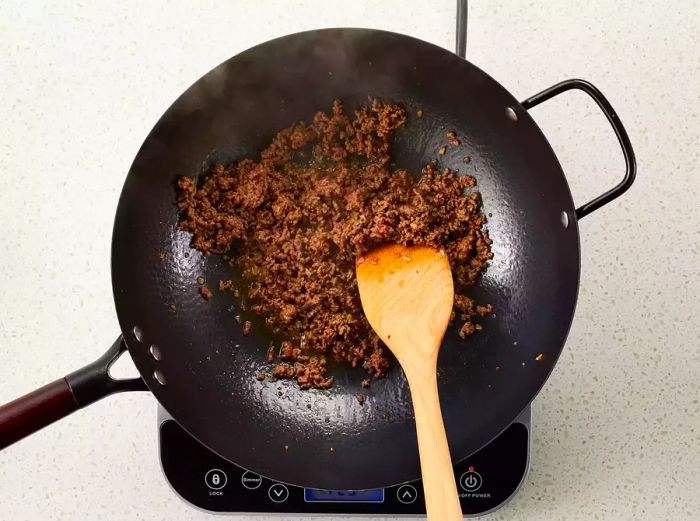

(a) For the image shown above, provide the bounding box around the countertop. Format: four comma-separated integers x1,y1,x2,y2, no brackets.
1,1,698,520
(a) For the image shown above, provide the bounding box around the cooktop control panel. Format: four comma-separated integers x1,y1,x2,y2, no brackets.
158,406,530,516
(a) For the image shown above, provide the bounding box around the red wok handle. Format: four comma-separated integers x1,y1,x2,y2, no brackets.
0,336,146,450
0,379,78,449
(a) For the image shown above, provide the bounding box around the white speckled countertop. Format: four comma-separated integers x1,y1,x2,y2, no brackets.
1,1,698,519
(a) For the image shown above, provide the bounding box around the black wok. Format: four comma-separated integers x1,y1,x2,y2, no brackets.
0,27,635,490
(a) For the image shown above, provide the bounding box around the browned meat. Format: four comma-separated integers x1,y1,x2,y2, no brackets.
218,279,234,292
273,363,295,379
242,321,252,336
446,130,460,146
199,286,213,301
279,341,294,360
459,322,475,338
476,304,493,317
176,99,492,389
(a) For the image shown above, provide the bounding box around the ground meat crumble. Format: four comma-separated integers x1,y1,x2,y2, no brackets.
176,99,492,389
198,286,213,301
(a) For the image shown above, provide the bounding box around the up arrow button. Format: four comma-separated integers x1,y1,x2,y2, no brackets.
396,484,418,504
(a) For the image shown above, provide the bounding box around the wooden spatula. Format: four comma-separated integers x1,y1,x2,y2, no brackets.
356,243,461,520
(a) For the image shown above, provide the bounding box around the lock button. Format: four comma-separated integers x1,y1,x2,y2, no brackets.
205,469,227,490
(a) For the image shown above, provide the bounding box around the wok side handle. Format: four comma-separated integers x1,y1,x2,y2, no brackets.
455,0,468,58
521,79,637,219
0,336,146,450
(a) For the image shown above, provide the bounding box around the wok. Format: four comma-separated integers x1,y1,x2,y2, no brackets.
0,27,635,490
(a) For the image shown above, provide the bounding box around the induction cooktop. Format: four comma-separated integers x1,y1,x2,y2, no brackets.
158,404,530,516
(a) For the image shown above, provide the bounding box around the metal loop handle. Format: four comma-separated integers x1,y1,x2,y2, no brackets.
66,336,147,407
456,0,468,58
521,79,637,219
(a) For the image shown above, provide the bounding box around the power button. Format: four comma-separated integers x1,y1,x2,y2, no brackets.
459,468,483,492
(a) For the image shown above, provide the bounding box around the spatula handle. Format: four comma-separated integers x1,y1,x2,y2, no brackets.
408,369,462,520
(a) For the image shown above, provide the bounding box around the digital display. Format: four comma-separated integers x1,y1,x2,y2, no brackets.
304,488,385,503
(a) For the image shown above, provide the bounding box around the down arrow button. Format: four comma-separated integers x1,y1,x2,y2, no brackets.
268,483,290,503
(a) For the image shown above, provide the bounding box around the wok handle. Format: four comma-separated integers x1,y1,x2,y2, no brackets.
0,336,146,450
455,0,468,58
0,379,78,450
521,79,637,219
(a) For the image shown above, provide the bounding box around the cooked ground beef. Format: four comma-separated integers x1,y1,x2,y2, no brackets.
242,320,252,336
176,99,492,389
199,286,213,301
446,131,460,147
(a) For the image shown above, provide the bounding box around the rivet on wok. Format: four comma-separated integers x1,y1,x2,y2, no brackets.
560,211,569,229
505,107,518,122
149,345,162,361
154,369,167,385
132,325,143,343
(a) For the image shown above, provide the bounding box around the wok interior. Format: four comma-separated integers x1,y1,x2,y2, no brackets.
112,29,579,489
